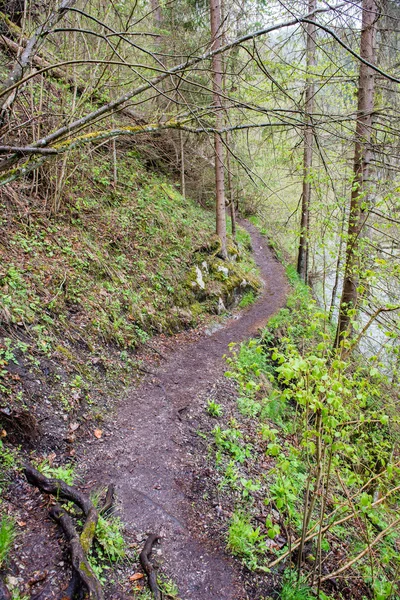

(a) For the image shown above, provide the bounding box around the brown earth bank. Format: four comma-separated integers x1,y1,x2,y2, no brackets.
81,221,288,599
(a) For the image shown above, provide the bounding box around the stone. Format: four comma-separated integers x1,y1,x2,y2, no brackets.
217,297,226,314
192,266,205,290
217,265,229,278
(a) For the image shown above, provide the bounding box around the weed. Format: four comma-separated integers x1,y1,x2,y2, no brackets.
213,425,251,463
10,590,28,600
280,569,314,600
37,459,75,485
94,514,126,563
227,512,265,569
239,290,256,308
0,440,15,471
0,516,15,567
206,399,223,417
158,575,180,598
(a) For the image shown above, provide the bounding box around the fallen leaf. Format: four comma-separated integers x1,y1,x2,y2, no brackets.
0,430,6,438
94,429,103,439
17,521,26,527
69,422,80,431
129,573,144,582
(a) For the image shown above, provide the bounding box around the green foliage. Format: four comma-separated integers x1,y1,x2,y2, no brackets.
218,271,400,596
0,440,15,471
36,460,75,485
158,575,180,598
280,569,314,600
227,512,266,569
0,515,15,567
212,425,251,463
10,590,28,600
0,440,16,493
206,399,223,417
239,290,256,308
94,514,126,563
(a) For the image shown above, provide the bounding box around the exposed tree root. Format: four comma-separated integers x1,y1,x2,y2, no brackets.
99,483,115,515
50,504,104,600
140,533,161,600
23,464,104,600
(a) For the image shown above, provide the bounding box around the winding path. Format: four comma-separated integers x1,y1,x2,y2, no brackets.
84,221,288,599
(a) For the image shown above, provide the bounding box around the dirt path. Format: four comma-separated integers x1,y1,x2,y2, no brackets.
84,221,288,599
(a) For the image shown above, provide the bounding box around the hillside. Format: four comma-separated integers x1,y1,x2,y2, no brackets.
1,1,400,599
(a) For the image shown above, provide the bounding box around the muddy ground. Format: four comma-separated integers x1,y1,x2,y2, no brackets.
82,221,288,599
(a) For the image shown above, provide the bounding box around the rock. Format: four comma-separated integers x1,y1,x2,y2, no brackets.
240,279,248,288
217,265,229,278
217,297,226,314
191,266,205,290
201,260,209,273
6,576,19,588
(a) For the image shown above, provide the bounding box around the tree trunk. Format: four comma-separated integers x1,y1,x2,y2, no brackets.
226,131,236,241
151,0,162,54
180,130,186,198
210,0,228,259
297,0,317,282
334,0,378,347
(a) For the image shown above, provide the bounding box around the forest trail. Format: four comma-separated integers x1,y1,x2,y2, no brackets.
83,221,288,600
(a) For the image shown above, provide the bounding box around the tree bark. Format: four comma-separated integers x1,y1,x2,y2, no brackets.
226,130,236,241
210,0,228,259
334,0,378,347
297,0,317,282
180,130,186,198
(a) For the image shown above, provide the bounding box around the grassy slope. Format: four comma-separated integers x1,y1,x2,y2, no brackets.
0,140,260,408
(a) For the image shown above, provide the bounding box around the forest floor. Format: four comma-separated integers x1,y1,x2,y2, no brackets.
81,220,288,599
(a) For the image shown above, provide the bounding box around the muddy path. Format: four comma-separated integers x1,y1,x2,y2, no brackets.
83,221,288,599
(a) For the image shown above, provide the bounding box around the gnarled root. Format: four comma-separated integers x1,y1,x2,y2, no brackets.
24,463,105,600
140,533,161,600
50,504,103,600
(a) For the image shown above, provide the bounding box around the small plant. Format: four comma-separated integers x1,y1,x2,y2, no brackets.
227,512,266,569
0,516,16,567
10,590,28,600
158,575,180,598
37,459,75,485
206,399,223,417
94,514,126,563
279,568,314,600
239,290,256,308
0,440,15,471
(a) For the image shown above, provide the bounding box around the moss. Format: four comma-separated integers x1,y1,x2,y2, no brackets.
79,560,93,576
80,520,96,554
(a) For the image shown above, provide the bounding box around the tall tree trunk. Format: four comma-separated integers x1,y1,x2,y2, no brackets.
297,0,317,282
151,0,162,53
180,130,186,198
226,131,237,241
334,0,378,347
210,0,228,259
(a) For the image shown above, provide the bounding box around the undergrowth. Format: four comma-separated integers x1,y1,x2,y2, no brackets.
209,265,400,598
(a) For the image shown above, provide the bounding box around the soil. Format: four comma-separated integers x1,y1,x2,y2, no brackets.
82,221,289,600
